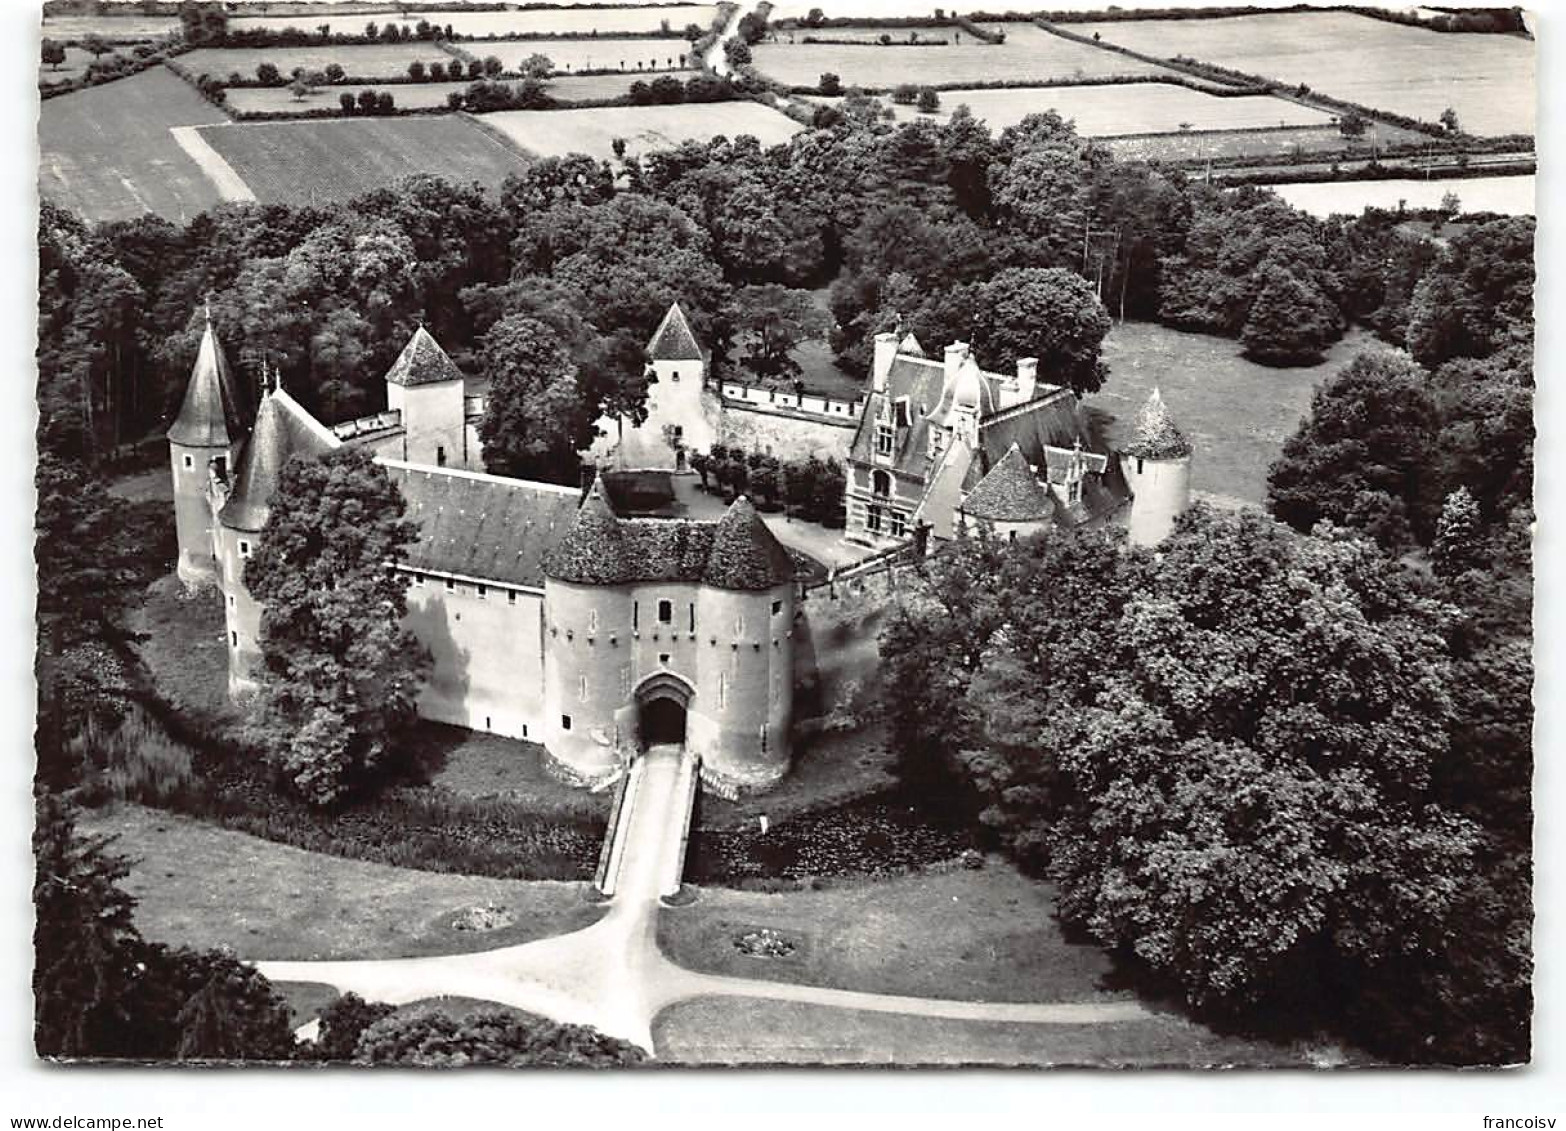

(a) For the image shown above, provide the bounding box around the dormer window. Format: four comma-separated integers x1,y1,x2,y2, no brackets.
872,470,891,499
876,424,894,457
1067,476,1083,506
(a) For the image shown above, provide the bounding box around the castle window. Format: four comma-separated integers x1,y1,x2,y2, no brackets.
485,716,491,730
657,599,673,624
867,505,883,534
413,573,425,586
587,608,598,632
578,675,588,702
213,456,226,478
718,673,728,710
890,510,907,538
182,454,194,470
1067,477,1083,506
238,540,251,558
437,445,447,467
659,653,670,666
477,584,487,600
227,594,234,607
445,579,455,593
689,603,695,631
671,370,680,382
671,425,683,442
633,602,639,630
876,424,894,457
772,600,782,616
872,470,891,499
1137,457,1145,474
507,590,517,606
561,714,572,731
229,630,237,648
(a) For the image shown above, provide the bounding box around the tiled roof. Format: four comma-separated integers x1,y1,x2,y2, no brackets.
961,443,1055,523
385,462,582,588
647,302,703,362
168,321,246,448
545,486,793,591
915,436,978,541
978,393,1130,528
1121,387,1192,460
218,390,340,532
384,326,465,387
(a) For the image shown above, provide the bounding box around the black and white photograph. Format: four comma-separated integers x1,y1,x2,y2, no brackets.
15,0,1551,1111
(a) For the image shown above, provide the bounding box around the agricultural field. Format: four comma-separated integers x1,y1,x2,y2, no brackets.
38,13,179,40
812,84,1334,136
38,65,232,224
1073,10,1535,136
1270,173,1536,218
1101,122,1426,164
180,42,453,82
751,22,1179,88
225,80,471,114
228,4,716,38
480,101,800,160
194,115,530,207
465,36,696,73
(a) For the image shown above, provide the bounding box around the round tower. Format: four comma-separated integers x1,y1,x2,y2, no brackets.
1120,387,1193,548
167,312,244,588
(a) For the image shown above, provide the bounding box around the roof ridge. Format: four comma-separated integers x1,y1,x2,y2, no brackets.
377,457,581,494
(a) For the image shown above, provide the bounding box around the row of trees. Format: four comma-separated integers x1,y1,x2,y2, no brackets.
689,444,847,524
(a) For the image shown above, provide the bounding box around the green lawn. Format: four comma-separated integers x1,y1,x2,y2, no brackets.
423,722,607,823
479,101,800,161
653,997,1316,1066
695,723,897,830
182,43,453,81
660,861,1123,1003
1089,320,1383,507
79,802,605,961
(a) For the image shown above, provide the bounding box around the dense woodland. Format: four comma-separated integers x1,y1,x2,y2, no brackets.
35,104,1533,1064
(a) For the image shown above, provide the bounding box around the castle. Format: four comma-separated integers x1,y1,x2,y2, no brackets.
170,304,1190,795
169,310,796,795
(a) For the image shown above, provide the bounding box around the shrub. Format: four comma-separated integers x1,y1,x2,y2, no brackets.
313,993,395,1061
483,55,503,76
818,71,841,96
408,60,425,81
325,62,344,82
917,86,940,113
340,91,355,112
429,61,445,81
256,61,280,85
891,82,917,105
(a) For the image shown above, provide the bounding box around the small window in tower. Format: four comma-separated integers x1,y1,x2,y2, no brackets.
577,675,588,702
672,425,683,441
413,573,425,586
587,608,598,632
507,590,517,606
227,594,234,607
1137,457,1145,475
718,673,728,710
688,603,695,632
772,600,782,616
238,540,251,558
445,579,455,593
561,714,572,731
477,584,487,600
485,716,491,730
632,602,639,630
183,454,194,470
659,653,670,666
657,599,673,624
229,630,237,648
437,445,447,467
671,369,680,382
213,456,226,478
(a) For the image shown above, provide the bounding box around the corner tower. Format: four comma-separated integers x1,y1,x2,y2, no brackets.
167,311,245,588
1120,388,1193,548
384,326,467,470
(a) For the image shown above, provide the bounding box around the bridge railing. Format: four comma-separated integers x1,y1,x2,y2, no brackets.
593,757,644,899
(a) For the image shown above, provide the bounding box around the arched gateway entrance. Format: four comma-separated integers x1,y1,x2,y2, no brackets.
634,672,693,749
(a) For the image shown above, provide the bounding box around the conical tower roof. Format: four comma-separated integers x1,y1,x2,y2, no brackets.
647,302,703,362
384,325,465,387
543,476,629,584
218,389,338,532
1121,387,1191,460
703,496,795,591
960,442,1054,523
167,318,245,447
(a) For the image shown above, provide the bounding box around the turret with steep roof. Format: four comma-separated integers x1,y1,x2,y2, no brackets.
588,301,714,472
168,313,249,587
383,324,469,470
1120,387,1194,548
647,302,703,362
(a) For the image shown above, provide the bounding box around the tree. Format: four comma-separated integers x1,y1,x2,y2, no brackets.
340,91,355,113
819,71,842,96
81,34,111,59
1267,350,1439,548
476,314,589,484
289,77,311,100
917,87,940,114
312,992,395,1061
1240,263,1338,365
325,62,344,83
1439,106,1461,133
1406,218,1534,369
727,285,828,382
256,61,280,85
970,268,1111,395
407,60,426,81
41,39,66,70
355,1006,644,1066
430,61,447,81
1431,486,1483,578
357,88,378,112
892,83,918,105
724,39,752,67
179,0,228,45
244,447,430,805
518,52,552,79
483,55,503,77
1338,111,1368,138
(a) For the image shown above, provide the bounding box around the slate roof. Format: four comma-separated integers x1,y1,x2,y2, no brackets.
647,302,703,362
545,483,793,591
960,443,1055,523
384,326,465,387
168,321,246,448
219,390,340,532
384,462,583,588
1121,387,1192,460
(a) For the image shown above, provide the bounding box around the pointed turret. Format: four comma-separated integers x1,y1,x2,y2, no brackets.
1120,387,1193,548
704,496,795,591
647,302,703,362
384,325,465,388
543,476,628,584
168,316,245,447
219,388,338,533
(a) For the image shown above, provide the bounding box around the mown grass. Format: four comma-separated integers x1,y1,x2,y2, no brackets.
78,802,605,961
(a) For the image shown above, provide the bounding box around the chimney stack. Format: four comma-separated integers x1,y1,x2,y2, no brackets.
944,341,969,391
872,332,898,394
1015,357,1038,403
